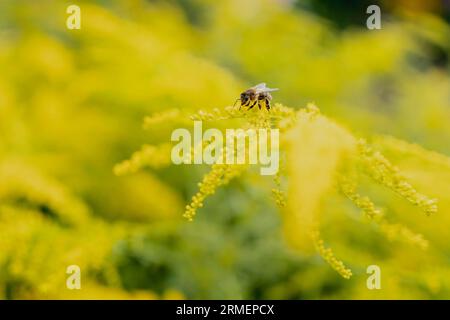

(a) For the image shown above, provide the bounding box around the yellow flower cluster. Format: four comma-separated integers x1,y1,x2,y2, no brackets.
184,161,246,221
190,106,245,121
114,143,172,176
143,109,181,127
0,161,135,298
119,102,441,279
338,175,429,250
283,105,358,276
310,228,353,279
378,222,428,250
358,139,438,216
272,167,286,208
338,175,383,221
374,135,450,169
0,161,90,227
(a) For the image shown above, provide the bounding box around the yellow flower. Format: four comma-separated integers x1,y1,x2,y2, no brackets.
114,143,173,176
119,102,441,279
358,139,438,216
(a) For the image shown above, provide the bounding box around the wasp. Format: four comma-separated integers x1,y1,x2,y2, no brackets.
235,83,279,110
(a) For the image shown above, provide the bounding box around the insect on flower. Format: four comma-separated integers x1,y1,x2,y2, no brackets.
235,83,279,110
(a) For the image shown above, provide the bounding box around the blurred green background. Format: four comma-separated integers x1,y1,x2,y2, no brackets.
0,0,449,299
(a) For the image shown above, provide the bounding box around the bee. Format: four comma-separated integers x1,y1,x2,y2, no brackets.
235,83,279,111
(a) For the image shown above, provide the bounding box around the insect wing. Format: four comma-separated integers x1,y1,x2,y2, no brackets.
254,83,279,94
252,83,267,90
252,83,267,93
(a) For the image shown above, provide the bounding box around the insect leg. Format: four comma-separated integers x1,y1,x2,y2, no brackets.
240,98,249,109
248,99,258,110
234,98,241,108
257,95,264,110
265,98,271,110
